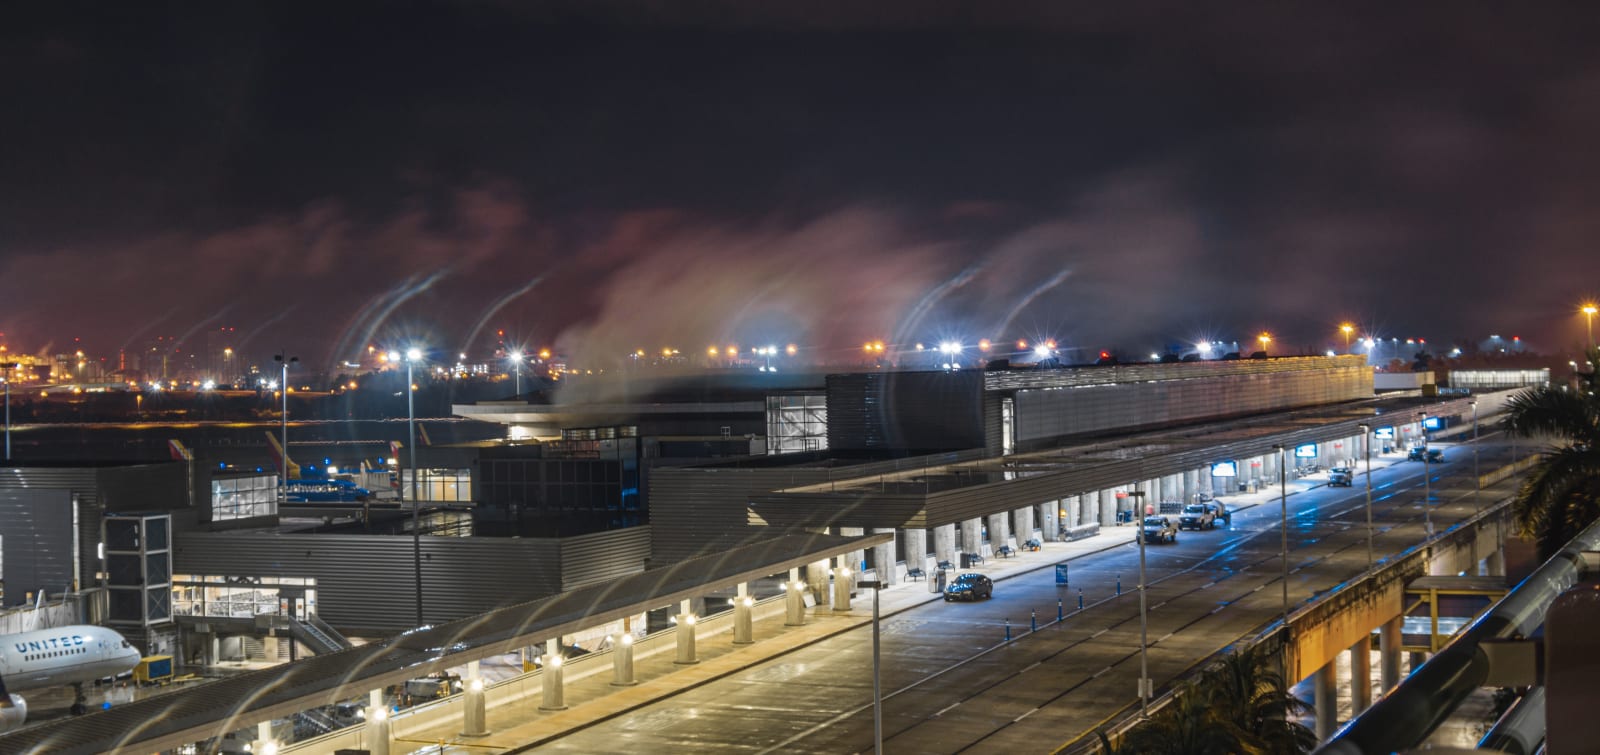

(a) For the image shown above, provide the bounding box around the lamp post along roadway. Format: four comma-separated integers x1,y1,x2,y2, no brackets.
1127,488,1151,714
858,579,884,755
391,347,426,628
273,354,298,508
1421,414,1432,538
1360,424,1373,568
1584,304,1597,348
1277,446,1289,628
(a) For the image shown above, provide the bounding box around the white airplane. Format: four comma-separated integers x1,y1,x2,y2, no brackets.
0,624,142,729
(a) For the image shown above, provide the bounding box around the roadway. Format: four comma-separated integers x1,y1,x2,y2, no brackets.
535,440,1517,754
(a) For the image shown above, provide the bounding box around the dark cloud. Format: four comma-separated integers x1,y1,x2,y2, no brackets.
4,2,1600,367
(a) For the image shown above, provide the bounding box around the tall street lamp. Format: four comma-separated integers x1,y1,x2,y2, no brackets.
1359,423,1373,568
1258,332,1272,355
2,363,15,461
1583,304,1597,349
1341,324,1355,353
1127,488,1151,715
395,347,426,627
273,354,298,507
1276,446,1289,628
858,579,884,755
509,351,524,396
1419,413,1432,538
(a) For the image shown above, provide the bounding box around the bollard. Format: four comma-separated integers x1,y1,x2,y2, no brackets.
675,613,699,665
1005,618,1012,642
1030,609,1037,632
1117,575,1122,595
539,653,567,711
785,580,807,626
1057,599,1064,622
1078,589,1084,611
461,676,488,737
367,705,391,755
733,596,754,644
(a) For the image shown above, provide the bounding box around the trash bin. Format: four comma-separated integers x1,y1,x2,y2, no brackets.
959,552,975,569
932,570,947,594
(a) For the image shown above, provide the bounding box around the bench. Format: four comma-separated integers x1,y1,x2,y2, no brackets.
1023,538,1042,552
937,560,955,571
904,567,926,581
997,545,1017,558
967,553,986,566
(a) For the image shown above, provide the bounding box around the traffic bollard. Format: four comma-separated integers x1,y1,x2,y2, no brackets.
1030,609,1037,632
1078,589,1084,611
1057,599,1064,622
1116,575,1122,595
1005,619,1011,642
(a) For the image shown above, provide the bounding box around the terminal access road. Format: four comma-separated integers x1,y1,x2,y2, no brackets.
536,441,1517,754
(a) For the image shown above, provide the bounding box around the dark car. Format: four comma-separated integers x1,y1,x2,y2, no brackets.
1178,504,1216,530
944,573,994,602
1407,447,1444,463
1328,467,1354,486
1407,446,1427,461
1140,515,1178,544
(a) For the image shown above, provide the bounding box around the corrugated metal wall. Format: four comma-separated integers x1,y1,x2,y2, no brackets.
174,527,650,633
826,372,986,452
648,467,834,564
0,489,75,606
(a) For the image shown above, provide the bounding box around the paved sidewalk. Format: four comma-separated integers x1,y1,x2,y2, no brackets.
389,454,1410,753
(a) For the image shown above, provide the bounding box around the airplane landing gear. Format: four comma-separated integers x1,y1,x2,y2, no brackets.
70,682,87,715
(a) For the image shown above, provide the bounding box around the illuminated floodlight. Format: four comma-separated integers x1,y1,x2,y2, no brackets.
978,339,991,352
938,341,961,355
201,380,216,391
405,347,423,361
1325,350,1336,357
785,344,798,356
1362,338,1375,349
1033,345,1052,360
915,343,925,351
1150,353,1160,360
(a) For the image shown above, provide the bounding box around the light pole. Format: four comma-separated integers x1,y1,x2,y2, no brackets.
2,367,12,461
509,351,523,396
858,579,884,755
1258,332,1272,355
1128,488,1150,715
1420,414,1431,538
273,354,298,507
392,347,426,627
1277,445,1289,628
1341,324,1354,354
1583,304,1597,348
1359,424,1373,568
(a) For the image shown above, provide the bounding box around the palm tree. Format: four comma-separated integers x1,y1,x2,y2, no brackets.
1504,352,1600,559
1119,688,1238,755
1202,645,1316,754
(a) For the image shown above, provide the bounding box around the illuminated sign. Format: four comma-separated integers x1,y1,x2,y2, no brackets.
1423,417,1442,430
1210,461,1238,478
1373,427,1396,439
1294,443,1318,458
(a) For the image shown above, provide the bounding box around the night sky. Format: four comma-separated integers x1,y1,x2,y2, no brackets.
5,2,1600,371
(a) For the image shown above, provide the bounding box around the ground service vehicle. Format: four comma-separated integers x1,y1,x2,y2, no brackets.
1178,504,1216,530
1140,516,1178,544
1328,467,1354,486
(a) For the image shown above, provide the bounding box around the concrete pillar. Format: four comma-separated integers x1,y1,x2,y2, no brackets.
871,529,897,579
1014,506,1035,543
253,720,274,755
209,634,220,666
1099,489,1117,525
367,687,390,755
987,512,1009,551
1408,652,1426,675
1200,463,1214,496
1136,480,1153,509
960,518,982,558
785,567,806,626
832,560,853,612
1379,616,1402,693
1183,469,1199,505
806,560,831,606
1315,660,1337,741
734,582,754,644
461,659,489,737
839,526,865,572
933,524,956,566
1038,501,1058,541
541,638,568,710
612,632,638,685
905,528,929,564
1163,474,1181,504
675,600,699,664
1349,635,1372,716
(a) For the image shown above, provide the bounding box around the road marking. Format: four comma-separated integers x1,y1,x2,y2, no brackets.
935,702,961,717
1159,632,1174,643
1253,584,1265,592
1153,601,1167,609
1093,666,1113,678
1021,661,1041,673
1091,629,1108,638
1201,581,1215,588
1015,707,1040,722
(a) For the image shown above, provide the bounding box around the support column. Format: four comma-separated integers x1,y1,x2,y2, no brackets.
1014,506,1035,543
1379,616,1402,693
733,582,754,644
253,721,274,755
540,638,568,710
1315,660,1337,741
987,512,1009,551
785,567,807,626
675,600,699,664
905,529,929,566
960,518,982,559
840,526,865,573
871,529,896,580
806,560,831,606
1485,548,1506,577
612,632,638,685
1183,469,1199,505
1163,474,1181,504
1349,635,1372,716
1038,501,1058,541
1200,464,1214,497
832,559,853,612
1099,489,1117,526
933,524,956,566
366,688,390,755
461,659,489,737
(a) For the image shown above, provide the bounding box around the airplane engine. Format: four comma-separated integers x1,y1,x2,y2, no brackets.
0,694,28,732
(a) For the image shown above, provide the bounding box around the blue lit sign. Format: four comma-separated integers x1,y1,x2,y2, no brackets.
1423,417,1442,430
1373,427,1395,440
1294,443,1318,458
1210,461,1238,478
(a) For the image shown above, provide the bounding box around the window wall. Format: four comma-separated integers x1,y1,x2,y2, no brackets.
399,468,472,502
211,474,278,521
